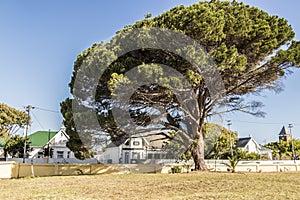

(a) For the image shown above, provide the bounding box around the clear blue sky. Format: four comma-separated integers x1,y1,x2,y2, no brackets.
0,1,299,144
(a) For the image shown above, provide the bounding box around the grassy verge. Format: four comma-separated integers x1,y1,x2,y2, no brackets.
1,172,300,199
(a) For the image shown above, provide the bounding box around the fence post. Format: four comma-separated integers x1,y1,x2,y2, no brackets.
30,160,35,177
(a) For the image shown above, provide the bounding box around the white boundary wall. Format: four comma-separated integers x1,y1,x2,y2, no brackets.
0,162,15,178
161,160,300,173
6,158,99,164
1,160,300,178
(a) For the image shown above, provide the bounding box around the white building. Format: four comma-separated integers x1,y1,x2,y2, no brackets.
236,136,273,160
27,126,76,160
101,136,170,164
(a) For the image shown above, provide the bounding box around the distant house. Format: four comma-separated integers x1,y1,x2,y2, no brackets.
236,136,273,160
236,136,261,153
28,126,76,160
1,127,100,164
101,136,169,164
278,126,292,142
0,128,74,160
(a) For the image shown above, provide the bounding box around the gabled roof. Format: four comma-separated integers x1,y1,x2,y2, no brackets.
279,126,290,136
28,131,57,147
236,137,251,148
106,139,127,148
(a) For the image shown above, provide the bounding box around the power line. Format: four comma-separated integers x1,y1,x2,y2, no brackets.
34,106,60,114
230,119,300,126
31,111,45,130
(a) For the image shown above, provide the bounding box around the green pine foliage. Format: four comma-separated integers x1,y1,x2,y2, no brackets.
61,1,300,169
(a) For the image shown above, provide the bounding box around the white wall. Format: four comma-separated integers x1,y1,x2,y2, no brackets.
7,158,98,164
0,161,15,178
102,146,120,164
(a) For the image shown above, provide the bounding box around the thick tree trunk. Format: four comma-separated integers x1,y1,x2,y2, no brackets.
191,131,208,171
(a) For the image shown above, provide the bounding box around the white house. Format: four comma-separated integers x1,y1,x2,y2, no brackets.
236,136,261,153
28,126,76,160
1,126,99,164
236,136,273,160
101,142,122,164
0,127,76,160
101,136,169,164
121,137,150,164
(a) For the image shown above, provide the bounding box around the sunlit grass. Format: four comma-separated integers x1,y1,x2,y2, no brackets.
1,172,300,199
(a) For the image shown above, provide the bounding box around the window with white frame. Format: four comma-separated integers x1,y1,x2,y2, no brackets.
57,151,64,158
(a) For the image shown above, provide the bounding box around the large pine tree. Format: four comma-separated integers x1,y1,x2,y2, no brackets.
61,1,300,169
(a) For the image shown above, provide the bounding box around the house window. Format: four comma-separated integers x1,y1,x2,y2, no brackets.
67,151,71,158
148,153,153,159
133,141,140,146
154,153,160,159
57,151,64,158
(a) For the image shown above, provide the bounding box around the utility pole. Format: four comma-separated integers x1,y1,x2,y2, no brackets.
46,129,51,164
227,120,233,157
288,124,296,163
23,105,34,163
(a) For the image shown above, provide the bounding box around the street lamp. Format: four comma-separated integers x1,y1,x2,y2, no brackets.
288,124,296,163
227,120,233,157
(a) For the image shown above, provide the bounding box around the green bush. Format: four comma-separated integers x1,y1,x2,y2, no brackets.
171,166,182,173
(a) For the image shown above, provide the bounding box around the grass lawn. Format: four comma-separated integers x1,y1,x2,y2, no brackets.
1,172,300,200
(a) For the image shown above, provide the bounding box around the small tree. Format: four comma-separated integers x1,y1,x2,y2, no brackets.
4,135,31,158
0,103,29,138
222,148,245,173
244,152,261,160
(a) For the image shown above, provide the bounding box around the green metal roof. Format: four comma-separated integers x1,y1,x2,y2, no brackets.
28,131,57,147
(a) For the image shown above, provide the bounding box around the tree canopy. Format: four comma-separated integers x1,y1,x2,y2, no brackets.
203,123,238,159
265,140,300,160
61,0,300,169
0,103,29,138
3,135,31,158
